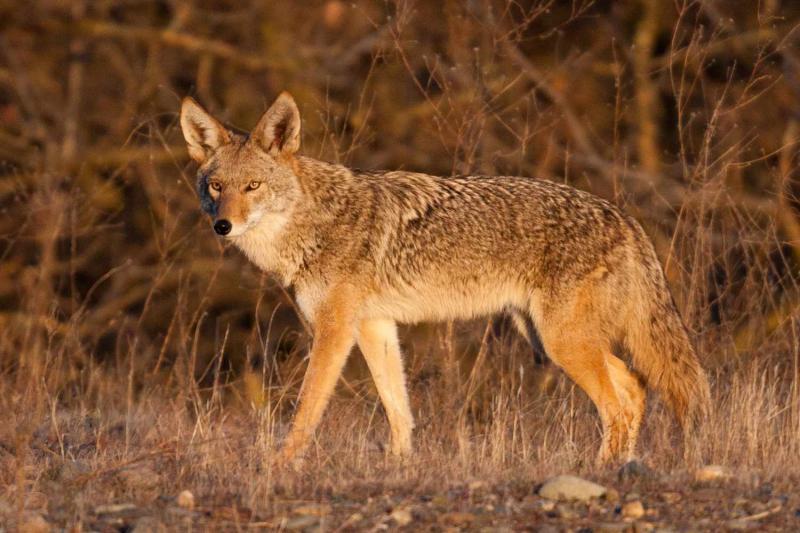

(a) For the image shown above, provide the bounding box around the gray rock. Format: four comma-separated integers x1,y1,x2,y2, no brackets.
538,475,608,501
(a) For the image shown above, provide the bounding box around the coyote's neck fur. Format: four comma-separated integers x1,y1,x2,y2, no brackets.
230,156,354,287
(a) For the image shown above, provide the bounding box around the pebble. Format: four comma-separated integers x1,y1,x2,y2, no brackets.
176,490,195,509
390,507,413,526
621,500,645,519
538,475,607,501
694,465,731,482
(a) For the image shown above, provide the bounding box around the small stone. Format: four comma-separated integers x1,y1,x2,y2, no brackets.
390,507,413,526
538,475,607,501
621,500,645,519
19,513,51,533
694,465,731,482
176,490,194,509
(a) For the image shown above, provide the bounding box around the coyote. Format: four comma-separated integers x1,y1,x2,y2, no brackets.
180,92,710,464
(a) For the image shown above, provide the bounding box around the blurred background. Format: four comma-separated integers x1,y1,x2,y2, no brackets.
1,0,799,433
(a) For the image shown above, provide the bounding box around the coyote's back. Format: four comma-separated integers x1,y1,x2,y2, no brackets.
180,91,710,465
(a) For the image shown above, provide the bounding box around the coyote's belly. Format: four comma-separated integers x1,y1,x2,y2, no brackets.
363,276,532,324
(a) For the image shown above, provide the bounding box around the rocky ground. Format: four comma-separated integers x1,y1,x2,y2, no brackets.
8,464,799,532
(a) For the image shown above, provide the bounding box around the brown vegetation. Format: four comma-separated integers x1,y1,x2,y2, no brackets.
1,0,799,530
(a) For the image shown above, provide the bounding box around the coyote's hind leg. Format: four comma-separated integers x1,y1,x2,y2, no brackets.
536,306,644,464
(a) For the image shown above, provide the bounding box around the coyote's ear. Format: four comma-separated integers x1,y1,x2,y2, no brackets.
252,92,300,156
180,97,231,164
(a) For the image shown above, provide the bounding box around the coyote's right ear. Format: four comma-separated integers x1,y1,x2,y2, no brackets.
180,97,231,164
252,92,301,156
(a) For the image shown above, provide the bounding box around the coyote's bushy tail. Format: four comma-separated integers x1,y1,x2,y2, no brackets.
625,239,711,435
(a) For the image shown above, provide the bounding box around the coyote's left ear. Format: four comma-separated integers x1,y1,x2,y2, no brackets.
180,97,231,164
252,92,301,156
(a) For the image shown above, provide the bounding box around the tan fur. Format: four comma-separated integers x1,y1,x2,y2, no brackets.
180,92,711,465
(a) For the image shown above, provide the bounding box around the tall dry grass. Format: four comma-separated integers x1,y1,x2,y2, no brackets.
1,0,799,523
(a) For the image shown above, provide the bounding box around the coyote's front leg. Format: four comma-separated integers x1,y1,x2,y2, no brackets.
279,289,357,464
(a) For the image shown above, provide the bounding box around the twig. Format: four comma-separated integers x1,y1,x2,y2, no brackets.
75,20,281,72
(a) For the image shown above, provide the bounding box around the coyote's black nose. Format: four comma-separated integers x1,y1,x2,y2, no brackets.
214,219,232,235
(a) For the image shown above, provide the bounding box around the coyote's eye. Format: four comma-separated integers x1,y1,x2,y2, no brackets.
246,181,261,191
208,181,222,192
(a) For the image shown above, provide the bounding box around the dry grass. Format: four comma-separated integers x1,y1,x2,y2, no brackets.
1,0,800,529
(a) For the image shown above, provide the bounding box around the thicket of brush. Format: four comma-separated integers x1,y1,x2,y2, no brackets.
1,0,799,512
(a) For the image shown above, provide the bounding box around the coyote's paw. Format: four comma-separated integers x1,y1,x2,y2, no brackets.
273,440,308,471
267,449,305,473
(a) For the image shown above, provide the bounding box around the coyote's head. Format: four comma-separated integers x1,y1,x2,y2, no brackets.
179,92,302,238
